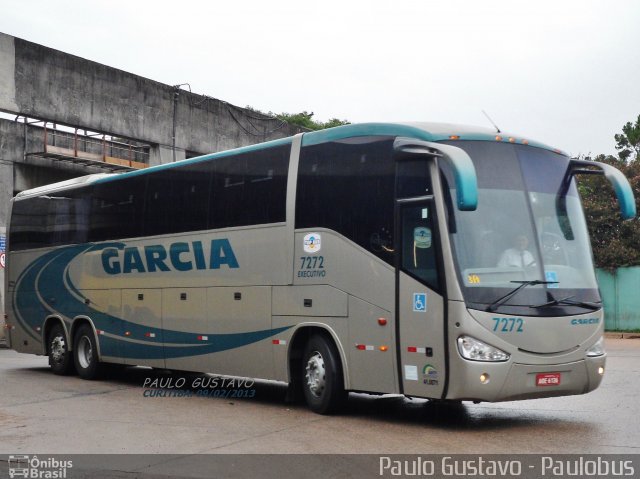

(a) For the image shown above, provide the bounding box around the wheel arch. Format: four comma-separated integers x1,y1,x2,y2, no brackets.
69,316,102,361
287,323,350,390
41,315,68,355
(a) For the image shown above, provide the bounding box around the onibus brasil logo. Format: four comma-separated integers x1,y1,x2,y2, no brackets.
8,455,72,478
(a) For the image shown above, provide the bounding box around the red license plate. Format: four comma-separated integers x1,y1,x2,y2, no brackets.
536,373,561,387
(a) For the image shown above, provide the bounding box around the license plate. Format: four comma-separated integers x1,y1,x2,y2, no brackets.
536,373,561,387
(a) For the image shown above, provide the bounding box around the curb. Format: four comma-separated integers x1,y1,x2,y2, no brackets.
604,332,640,339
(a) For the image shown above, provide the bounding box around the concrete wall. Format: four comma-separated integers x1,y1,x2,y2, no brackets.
0,32,302,154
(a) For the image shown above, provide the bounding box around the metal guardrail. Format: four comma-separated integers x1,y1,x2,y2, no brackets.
43,126,150,168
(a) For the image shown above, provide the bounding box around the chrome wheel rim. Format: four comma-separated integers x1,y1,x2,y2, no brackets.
305,351,326,398
50,335,66,364
77,335,93,369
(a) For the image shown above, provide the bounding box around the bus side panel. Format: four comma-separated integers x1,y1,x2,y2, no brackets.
162,287,208,372
347,296,397,394
79,289,124,363
205,286,275,380
120,288,165,368
7,250,53,355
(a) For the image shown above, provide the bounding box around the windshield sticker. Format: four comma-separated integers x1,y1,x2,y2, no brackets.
404,365,418,381
413,293,427,312
414,227,432,249
303,233,321,254
467,273,481,284
545,270,559,288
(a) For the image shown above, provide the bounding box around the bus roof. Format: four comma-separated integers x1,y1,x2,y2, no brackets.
15,122,566,197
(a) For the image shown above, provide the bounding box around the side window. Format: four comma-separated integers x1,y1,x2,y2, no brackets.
9,196,51,251
210,145,290,229
144,162,211,236
295,136,395,264
48,191,90,246
9,190,90,251
401,203,440,291
89,177,146,242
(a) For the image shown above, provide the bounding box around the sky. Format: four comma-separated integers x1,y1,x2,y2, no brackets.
0,0,639,157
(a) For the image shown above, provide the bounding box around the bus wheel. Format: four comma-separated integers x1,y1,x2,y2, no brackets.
302,334,346,414
74,324,102,380
48,323,74,375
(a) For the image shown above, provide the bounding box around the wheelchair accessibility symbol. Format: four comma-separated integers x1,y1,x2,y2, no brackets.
413,293,427,313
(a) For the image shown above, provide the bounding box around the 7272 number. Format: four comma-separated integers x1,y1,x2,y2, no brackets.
492,317,524,333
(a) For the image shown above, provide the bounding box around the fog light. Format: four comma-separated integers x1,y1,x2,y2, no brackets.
598,366,605,375
480,373,490,384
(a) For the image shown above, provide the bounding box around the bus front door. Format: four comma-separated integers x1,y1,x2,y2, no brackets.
396,199,447,399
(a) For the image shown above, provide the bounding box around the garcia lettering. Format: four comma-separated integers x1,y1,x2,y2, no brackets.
101,239,239,275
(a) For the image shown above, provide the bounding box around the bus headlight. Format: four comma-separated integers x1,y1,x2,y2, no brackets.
586,337,605,357
457,335,510,362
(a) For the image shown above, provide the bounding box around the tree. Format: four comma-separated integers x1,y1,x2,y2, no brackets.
614,114,640,161
244,107,350,131
274,111,349,131
580,117,640,269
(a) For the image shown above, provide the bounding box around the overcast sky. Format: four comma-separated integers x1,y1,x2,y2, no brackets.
1,0,639,157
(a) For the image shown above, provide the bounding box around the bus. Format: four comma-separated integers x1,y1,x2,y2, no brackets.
4,122,636,414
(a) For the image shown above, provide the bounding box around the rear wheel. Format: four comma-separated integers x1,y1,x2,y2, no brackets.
302,334,346,414
74,324,103,380
48,323,74,375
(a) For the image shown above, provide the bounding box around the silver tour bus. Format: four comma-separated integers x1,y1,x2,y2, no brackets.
4,123,636,414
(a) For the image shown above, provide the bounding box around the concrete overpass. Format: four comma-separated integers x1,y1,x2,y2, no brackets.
0,32,304,333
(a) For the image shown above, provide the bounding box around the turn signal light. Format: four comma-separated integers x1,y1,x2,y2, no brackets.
379,345,388,352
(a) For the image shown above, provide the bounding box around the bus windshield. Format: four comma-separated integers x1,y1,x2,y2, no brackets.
441,141,600,315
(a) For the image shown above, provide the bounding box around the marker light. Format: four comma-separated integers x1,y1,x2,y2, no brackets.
508,137,516,143
480,373,490,384
495,135,503,141
598,367,605,375
457,335,510,362
377,318,388,326
586,337,605,357
379,345,388,352
449,135,460,140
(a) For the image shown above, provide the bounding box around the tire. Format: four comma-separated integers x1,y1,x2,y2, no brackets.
302,334,347,414
48,323,75,375
73,324,103,380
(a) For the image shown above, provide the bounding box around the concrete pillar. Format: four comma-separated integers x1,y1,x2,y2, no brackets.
149,144,185,167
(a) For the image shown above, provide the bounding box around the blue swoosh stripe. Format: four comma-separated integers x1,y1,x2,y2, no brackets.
15,244,293,359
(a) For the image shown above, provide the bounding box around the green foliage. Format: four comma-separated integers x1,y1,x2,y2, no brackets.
274,111,350,131
244,106,349,131
614,115,640,161
580,134,640,269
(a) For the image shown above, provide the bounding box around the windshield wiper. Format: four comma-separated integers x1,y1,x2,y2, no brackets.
530,295,602,311
486,280,558,312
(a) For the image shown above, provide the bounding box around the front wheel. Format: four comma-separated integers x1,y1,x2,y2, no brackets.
48,323,75,375
302,334,347,414
74,324,103,380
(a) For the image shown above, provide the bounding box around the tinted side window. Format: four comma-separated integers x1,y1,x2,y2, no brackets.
89,177,146,242
210,145,290,229
9,190,90,251
145,162,212,236
9,196,51,250
295,136,395,263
